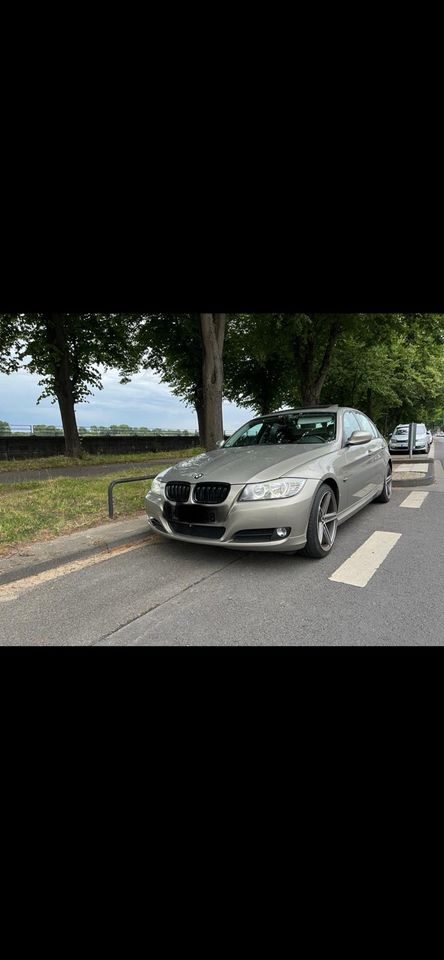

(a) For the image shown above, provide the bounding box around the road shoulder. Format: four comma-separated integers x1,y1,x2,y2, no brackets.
0,514,152,586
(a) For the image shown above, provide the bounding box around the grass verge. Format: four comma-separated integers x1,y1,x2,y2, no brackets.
0,468,162,553
0,447,203,473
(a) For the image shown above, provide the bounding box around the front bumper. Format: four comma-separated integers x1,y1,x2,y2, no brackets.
390,443,428,453
145,481,319,552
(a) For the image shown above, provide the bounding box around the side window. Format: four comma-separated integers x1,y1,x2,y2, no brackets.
355,412,377,437
343,411,361,443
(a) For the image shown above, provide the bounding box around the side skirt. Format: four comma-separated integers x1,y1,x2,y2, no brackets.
337,490,378,526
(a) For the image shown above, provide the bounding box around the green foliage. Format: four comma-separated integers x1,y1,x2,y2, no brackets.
223,315,295,413
0,313,140,405
224,314,365,412
120,314,204,410
33,424,64,435
323,315,444,431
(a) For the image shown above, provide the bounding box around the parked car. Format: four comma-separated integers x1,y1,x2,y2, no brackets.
389,423,430,454
145,405,392,559
426,429,433,448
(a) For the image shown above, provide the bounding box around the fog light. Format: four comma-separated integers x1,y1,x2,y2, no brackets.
276,527,289,538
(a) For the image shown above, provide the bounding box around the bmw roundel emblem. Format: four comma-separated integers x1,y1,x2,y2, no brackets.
193,473,204,479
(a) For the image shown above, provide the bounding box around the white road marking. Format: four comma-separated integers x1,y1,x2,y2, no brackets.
0,535,161,603
329,531,402,588
400,492,429,509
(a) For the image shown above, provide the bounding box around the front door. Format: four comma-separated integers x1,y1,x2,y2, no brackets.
337,410,376,511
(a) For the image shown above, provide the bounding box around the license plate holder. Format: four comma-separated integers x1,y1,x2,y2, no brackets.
166,503,216,524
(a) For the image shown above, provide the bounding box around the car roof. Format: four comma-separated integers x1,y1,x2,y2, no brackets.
394,423,426,432
266,405,340,417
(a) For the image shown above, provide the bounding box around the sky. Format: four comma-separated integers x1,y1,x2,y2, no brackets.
0,367,256,433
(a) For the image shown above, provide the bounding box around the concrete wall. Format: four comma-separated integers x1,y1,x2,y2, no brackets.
0,435,202,461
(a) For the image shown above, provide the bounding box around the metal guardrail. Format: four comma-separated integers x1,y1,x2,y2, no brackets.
108,474,157,519
0,426,199,437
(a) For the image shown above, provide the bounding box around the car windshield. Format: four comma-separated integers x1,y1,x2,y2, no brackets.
224,413,337,448
394,427,408,435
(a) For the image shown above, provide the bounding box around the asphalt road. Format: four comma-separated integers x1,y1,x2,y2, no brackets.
434,435,444,468
2,437,444,646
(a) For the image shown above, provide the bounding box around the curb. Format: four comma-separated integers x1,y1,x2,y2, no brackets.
0,519,154,588
392,461,435,487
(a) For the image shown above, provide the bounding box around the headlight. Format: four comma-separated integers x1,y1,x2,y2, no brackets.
150,469,168,495
239,478,306,501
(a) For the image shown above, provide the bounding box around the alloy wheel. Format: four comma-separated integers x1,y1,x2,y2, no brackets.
317,490,338,550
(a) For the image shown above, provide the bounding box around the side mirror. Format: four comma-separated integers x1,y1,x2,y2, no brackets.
347,430,373,446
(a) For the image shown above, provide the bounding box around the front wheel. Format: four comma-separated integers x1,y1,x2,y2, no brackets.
374,464,392,503
303,484,338,559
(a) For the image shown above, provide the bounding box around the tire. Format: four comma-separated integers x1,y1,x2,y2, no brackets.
374,464,392,503
302,483,338,559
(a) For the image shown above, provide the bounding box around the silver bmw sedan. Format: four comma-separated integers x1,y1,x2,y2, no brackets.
145,405,392,558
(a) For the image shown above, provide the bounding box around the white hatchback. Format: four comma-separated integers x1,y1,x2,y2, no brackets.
389,423,429,454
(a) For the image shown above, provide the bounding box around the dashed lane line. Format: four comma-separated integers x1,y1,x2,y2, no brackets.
329,531,402,589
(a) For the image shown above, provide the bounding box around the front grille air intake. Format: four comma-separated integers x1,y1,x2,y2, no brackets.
169,521,225,540
165,482,190,503
193,483,230,504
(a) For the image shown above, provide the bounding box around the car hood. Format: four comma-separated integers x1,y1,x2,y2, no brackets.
160,444,337,484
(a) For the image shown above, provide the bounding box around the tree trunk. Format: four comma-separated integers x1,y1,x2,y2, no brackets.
366,387,373,420
195,400,205,446
200,313,226,450
300,381,322,405
56,389,82,457
46,314,82,457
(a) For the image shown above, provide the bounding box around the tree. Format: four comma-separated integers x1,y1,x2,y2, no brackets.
223,315,296,414
0,313,139,456
120,314,204,432
289,315,350,404
0,420,11,435
323,314,444,433
224,314,365,413
122,314,227,449
200,313,226,448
